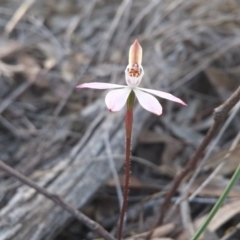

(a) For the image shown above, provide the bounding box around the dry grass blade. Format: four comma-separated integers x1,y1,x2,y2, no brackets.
125,223,174,240
4,0,35,36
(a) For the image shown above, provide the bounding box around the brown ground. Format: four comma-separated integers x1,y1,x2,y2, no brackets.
0,0,240,240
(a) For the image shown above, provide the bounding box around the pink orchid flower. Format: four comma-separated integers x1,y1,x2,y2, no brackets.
77,40,186,115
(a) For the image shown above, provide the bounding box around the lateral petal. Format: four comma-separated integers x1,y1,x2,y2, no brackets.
138,87,187,105
76,82,126,89
133,89,162,115
105,88,132,112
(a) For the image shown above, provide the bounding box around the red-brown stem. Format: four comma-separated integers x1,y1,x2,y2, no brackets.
118,92,134,240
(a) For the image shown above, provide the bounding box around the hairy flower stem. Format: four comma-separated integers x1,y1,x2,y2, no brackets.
118,91,135,240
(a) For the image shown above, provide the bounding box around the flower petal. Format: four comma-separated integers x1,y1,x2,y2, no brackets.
105,88,132,112
138,87,187,105
133,89,162,115
76,82,126,89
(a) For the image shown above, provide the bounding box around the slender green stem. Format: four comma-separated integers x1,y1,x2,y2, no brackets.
118,91,135,240
191,164,240,240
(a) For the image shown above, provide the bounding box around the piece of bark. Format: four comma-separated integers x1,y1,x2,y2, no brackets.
0,97,149,240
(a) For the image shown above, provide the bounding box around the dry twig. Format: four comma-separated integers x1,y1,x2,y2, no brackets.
0,80,33,114
0,159,116,240
147,86,240,239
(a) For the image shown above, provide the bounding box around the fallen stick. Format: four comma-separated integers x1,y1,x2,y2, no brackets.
147,86,240,239
0,159,116,240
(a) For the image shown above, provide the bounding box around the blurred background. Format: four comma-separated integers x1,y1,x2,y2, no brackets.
0,0,240,239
